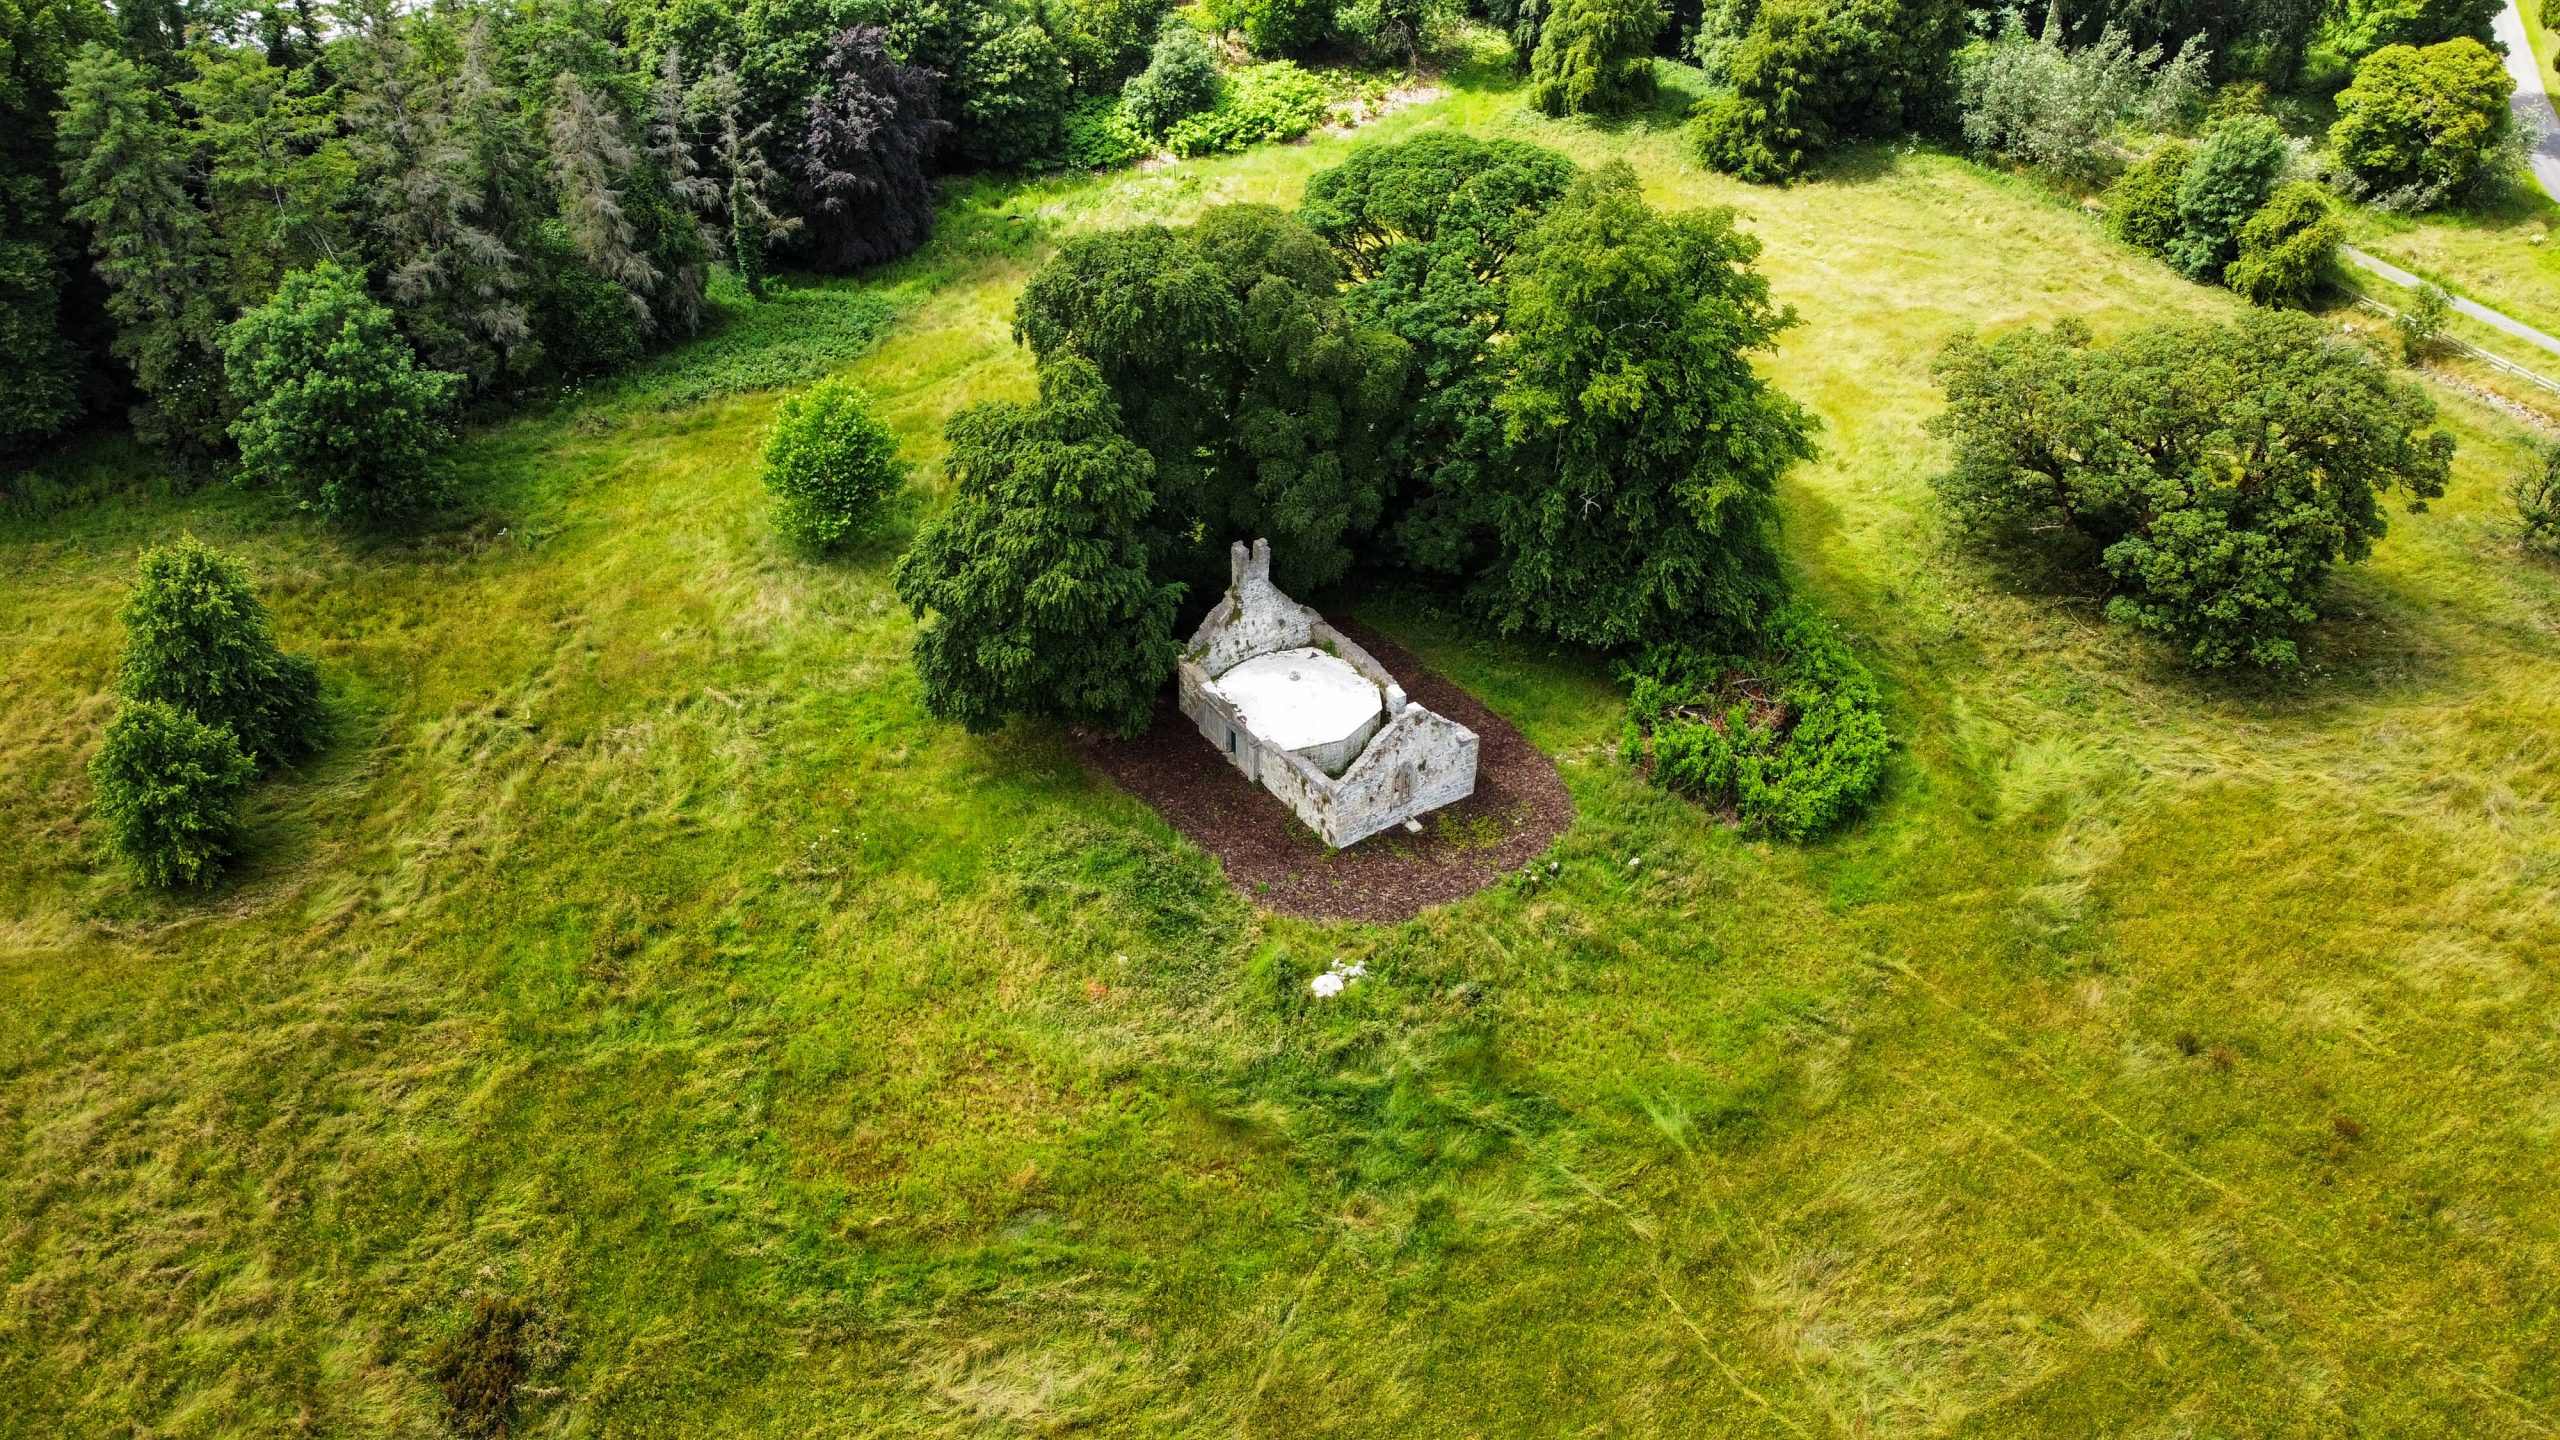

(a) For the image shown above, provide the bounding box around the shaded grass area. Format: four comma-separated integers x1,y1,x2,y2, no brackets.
6,62,2560,1437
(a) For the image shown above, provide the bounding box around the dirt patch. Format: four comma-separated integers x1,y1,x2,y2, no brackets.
1076,621,1574,923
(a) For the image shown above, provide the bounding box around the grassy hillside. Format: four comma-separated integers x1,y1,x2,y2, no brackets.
6,64,2559,1437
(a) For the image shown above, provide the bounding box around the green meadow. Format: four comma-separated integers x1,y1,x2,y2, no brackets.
7,62,2559,1436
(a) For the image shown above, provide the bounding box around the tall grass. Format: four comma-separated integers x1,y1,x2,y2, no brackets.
3,62,2558,1437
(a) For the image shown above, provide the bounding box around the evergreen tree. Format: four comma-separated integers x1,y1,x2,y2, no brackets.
115,535,324,770
0,0,111,454
545,69,659,328
648,46,719,320
799,25,949,271
89,698,258,888
689,56,798,299
894,353,1182,737
337,0,529,387
54,41,230,451
1525,0,1664,118
179,46,355,311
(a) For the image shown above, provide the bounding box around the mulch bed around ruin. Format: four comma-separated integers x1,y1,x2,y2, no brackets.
1075,621,1574,923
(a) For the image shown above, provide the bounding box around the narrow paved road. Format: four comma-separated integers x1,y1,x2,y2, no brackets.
2495,0,2560,201
2341,245,2560,359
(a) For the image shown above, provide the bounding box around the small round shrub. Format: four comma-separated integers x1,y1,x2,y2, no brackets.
1206,0,1331,55
90,699,257,888
2224,182,2342,308
224,261,463,526
2107,141,2190,256
761,377,905,549
118,536,325,770
1619,607,1890,840
1122,24,1224,136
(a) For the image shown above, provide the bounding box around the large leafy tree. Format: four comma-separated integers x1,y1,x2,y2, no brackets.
54,41,230,451
1931,311,2455,670
2329,0,2500,63
1299,132,1579,566
0,0,110,454
1473,163,1816,649
1014,204,1412,591
1692,0,1968,182
894,353,1182,737
2035,0,2325,82
798,25,948,271
2328,38,2512,207
116,535,324,770
223,260,463,524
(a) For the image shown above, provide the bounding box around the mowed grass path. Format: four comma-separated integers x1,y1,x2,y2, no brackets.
6,66,2560,1437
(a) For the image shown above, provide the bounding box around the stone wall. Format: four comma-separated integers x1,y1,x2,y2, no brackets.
1175,537,1479,849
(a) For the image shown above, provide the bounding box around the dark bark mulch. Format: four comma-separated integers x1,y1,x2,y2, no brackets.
1075,621,1574,923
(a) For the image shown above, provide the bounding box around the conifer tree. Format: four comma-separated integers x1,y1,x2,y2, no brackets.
0,0,111,454
545,70,659,328
54,41,229,450
648,46,718,323
689,57,798,299
179,46,355,310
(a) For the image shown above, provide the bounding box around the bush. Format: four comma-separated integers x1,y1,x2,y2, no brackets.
90,699,257,888
117,536,324,770
1930,312,2455,670
224,261,463,525
524,219,648,383
2396,281,2452,363
2224,182,2341,307
2328,39,2513,208
1336,0,1457,65
1620,607,1890,839
761,377,905,549
1164,62,1332,156
2514,441,2560,552
1122,24,1224,135
1043,0,1173,86
2163,114,2288,281
1691,0,1968,182
1205,0,1332,55
955,8,1076,170
2105,142,2190,254
1062,95,1155,168
1524,0,1663,117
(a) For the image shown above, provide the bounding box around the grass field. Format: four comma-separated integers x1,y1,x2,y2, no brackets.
7,62,2560,1437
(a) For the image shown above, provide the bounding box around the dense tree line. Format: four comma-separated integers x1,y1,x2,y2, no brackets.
0,0,1078,470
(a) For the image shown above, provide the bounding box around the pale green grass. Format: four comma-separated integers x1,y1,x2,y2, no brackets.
4,62,2560,1437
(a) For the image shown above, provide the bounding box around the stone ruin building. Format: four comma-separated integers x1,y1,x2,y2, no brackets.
1177,539,1478,848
